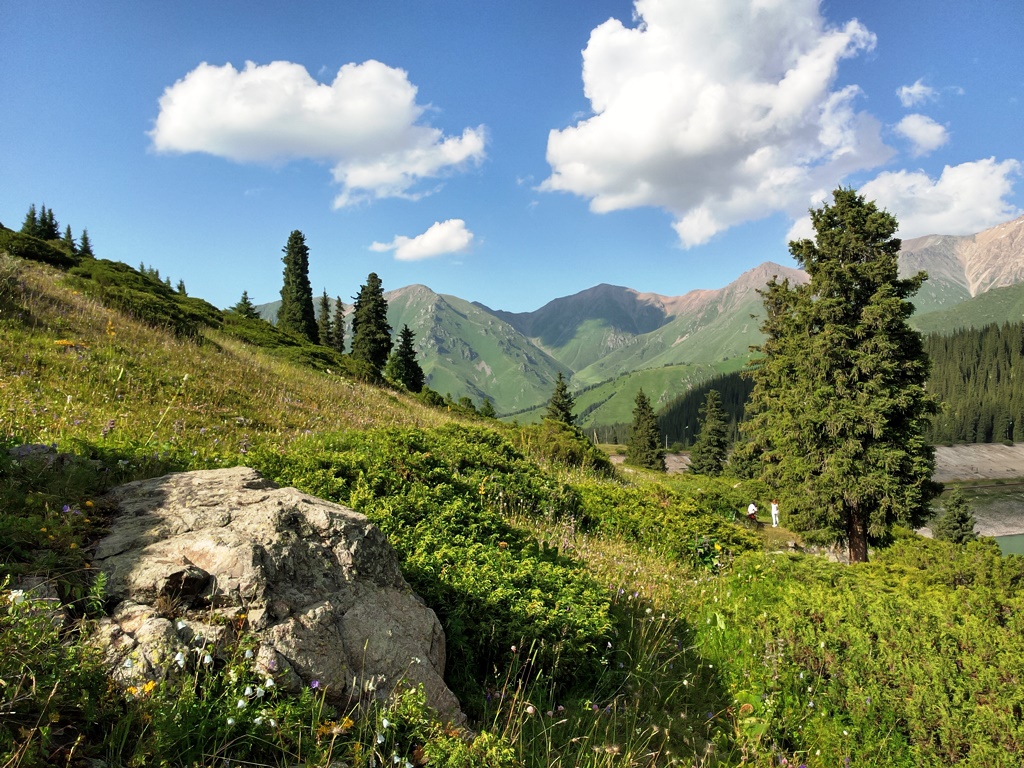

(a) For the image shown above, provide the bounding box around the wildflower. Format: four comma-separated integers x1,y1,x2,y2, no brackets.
265,677,275,688
377,733,385,745
9,590,26,605
381,718,391,729
227,718,235,726
237,699,246,709
174,651,186,668
269,718,277,727
85,500,93,508
203,654,213,665
244,686,254,697
176,620,187,631
142,680,156,695
310,679,320,690
525,705,536,715
244,649,254,659
254,717,263,725
123,658,134,669
63,504,71,514
255,687,265,698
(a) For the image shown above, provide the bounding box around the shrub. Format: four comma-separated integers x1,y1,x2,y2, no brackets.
250,425,613,711
0,228,79,268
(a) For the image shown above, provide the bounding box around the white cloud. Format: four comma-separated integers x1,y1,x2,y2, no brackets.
370,219,474,261
542,0,894,247
859,158,1021,237
894,114,949,156
150,60,486,206
896,79,937,108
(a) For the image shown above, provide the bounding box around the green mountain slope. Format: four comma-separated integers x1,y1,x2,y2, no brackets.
911,281,1024,335
385,285,568,412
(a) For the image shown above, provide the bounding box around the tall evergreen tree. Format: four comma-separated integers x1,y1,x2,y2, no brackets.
20,204,38,237
688,389,729,476
743,188,939,563
331,296,346,354
933,488,978,544
61,225,76,253
78,229,94,257
41,206,58,240
350,272,392,375
384,324,425,392
479,397,496,418
276,230,317,342
176,279,187,296
317,290,334,347
232,290,260,319
545,371,576,425
626,389,664,471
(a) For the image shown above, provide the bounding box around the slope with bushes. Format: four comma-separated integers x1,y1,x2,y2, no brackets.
3,245,1024,767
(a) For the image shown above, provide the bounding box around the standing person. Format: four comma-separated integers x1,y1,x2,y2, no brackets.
747,502,758,522
771,499,780,528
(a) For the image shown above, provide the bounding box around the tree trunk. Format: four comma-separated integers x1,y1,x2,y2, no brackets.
847,505,869,563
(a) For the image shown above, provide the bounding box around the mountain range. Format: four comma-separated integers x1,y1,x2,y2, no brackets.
261,214,1024,425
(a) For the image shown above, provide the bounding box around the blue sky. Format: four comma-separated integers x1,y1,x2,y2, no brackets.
2,1,1021,313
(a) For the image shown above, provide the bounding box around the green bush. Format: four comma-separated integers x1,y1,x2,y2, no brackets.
513,419,614,475
0,228,79,268
69,259,223,337
250,425,613,710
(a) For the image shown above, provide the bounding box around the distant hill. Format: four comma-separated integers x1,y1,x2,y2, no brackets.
255,214,1024,422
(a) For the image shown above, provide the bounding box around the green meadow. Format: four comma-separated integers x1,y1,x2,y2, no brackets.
3,248,1024,766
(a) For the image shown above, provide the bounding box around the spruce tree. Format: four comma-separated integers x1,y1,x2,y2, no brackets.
61,225,76,253
20,204,38,237
276,230,317,342
317,290,334,347
78,229,94,257
232,290,260,319
350,272,393,375
384,324,425,392
479,397,496,418
545,371,576,425
933,488,978,544
688,389,729,476
626,389,664,471
176,279,187,296
41,206,58,240
743,188,939,563
331,296,346,354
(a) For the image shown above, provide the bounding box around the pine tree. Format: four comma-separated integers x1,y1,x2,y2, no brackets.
384,324,425,392
20,204,39,237
545,372,576,426
41,206,58,240
688,389,729,476
331,296,346,354
276,230,317,342
61,225,76,253
78,229,94,257
933,488,978,544
317,290,334,347
176,279,187,296
626,389,664,471
232,290,260,319
743,188,939,563
350,272,393,375
480,397,496,418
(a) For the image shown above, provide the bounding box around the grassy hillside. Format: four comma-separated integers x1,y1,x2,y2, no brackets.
911,280,1024,335
4,248,1024,767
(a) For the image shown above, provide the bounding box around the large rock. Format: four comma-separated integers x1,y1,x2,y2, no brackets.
91,466,462,722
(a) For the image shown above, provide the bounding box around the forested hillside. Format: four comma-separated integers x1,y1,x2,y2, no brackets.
925,321,1024,444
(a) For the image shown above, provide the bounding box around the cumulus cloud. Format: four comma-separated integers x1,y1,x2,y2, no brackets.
150,60,485,206
860,158,1021,237
370,219,475,261
542,0,895,247
896,79,937,107
895,114,949,156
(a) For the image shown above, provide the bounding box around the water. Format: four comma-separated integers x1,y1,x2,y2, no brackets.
995,533,1024,556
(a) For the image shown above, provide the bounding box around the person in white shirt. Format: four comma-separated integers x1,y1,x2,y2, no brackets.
747,502,758,522
771,499,780,527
